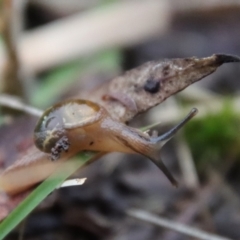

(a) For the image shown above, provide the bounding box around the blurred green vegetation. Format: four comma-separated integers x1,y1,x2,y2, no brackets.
184,101,240,171
30,49,122,109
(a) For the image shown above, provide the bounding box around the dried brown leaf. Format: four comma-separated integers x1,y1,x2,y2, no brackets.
88,54,240,122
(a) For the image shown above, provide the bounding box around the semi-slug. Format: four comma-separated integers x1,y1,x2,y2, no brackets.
34,99,198,186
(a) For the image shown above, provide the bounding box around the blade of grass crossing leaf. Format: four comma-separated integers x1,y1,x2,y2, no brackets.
141,121,162,132
0,152,95,240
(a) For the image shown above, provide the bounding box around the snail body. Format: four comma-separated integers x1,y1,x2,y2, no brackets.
34,99,147,157
34,99,197,186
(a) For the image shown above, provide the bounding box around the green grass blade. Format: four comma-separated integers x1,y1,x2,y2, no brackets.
141,121,162,132
0,152,95,240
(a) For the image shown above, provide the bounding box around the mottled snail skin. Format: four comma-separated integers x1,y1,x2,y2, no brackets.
34,99,198,186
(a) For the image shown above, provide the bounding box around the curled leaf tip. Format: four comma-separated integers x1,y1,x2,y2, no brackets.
214,54,240,64
190,108,198,117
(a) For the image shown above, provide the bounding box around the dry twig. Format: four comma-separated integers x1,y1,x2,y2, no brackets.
175,133,199,189
127,208,232,240
0,94,42,116
0,0,25,98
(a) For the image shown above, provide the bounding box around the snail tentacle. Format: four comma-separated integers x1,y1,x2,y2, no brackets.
148,156,178,187
153,108,198,147
145,108,198,186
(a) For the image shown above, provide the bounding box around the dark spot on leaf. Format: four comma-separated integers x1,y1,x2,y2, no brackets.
163,65,170,76
144,79,160,94
183,58,192,63
89,141,94,146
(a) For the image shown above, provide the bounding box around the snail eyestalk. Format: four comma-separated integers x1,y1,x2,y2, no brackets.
155,108,198,147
